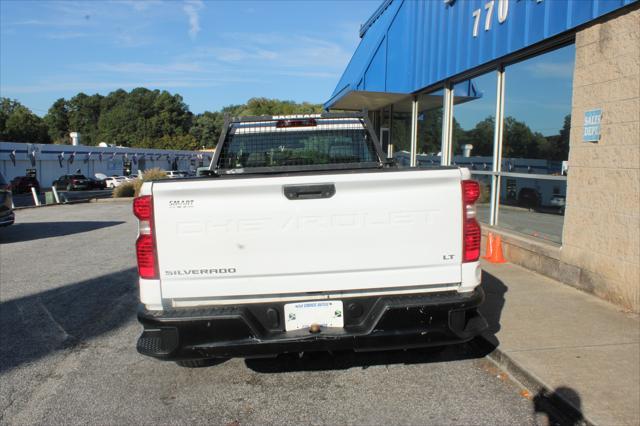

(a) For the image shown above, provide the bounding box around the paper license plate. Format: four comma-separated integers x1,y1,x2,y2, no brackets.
284,300,344,331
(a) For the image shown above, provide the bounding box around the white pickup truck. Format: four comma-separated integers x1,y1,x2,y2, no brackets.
134,113,487,367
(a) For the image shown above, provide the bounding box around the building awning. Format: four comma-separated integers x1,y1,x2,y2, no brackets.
327,90,409,111
326,78,481,113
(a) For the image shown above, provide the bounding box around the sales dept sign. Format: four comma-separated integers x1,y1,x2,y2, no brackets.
583,109,602,142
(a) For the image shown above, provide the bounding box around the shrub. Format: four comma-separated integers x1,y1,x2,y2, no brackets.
141,168,167,182
132,168,168,197
112,181,136,198
112,168,169,198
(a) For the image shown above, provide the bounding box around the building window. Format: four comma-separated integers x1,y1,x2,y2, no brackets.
390,98,413,167
416,89,444,166
498,44,574,244
451,71,498,224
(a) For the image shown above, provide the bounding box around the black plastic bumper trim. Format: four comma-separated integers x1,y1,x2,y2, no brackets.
137,287,487,360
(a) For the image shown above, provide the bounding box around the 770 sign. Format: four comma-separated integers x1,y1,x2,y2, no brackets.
471,0,510,37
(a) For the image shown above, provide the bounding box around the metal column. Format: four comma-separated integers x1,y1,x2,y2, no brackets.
410,96,419,167
440,83,454,165
489,67,506,226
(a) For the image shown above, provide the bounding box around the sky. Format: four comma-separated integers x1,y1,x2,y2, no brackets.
0,0,378,115
0,0,575,136
454,44,575,136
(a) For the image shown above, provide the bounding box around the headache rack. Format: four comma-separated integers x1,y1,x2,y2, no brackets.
210,112,387,175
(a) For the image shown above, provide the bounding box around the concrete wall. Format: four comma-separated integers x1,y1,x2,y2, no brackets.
562,7,639,312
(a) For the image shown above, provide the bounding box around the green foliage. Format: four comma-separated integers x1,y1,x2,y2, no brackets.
189,111,222,148
447,114,570,160
0,98,51,143
453,116,495,157
44,98,70,143
112,181,136,198
15,91,323,149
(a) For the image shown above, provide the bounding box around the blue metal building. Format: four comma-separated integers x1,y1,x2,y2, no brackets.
324,0,640,312
325,0,637,110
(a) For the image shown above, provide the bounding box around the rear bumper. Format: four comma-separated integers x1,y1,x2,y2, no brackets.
137,287,487,360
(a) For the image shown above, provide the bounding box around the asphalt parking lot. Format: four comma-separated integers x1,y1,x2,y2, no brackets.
1,202,540,425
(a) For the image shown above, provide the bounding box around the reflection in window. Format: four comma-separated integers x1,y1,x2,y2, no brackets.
451,72,498,224
414,89,444,168
391,99,413,167
417,89,444,155
502,44,574,170
498,44,574,243
452,72,497,159
498,176,567,244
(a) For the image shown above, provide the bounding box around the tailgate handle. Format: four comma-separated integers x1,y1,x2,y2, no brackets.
283,184,336,200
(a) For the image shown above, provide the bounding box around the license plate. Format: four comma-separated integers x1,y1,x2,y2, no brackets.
284,300,344,331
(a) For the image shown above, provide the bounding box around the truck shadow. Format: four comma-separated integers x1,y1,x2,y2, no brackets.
246,270,507,373
477,269,507,349
0,268,138,374
0,220,125,243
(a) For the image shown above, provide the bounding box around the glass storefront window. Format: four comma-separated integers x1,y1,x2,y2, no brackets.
502,45,574,168
498,44,574,243
451,71,498,224
416,89,444,167
498,176,567,244
391,98,413,167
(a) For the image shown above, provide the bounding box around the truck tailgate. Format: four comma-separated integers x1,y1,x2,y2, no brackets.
152,169,463,302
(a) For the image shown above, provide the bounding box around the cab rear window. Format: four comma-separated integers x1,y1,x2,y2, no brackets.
217,128,378,170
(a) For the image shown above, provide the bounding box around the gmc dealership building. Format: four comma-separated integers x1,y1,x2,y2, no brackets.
326,0,639,312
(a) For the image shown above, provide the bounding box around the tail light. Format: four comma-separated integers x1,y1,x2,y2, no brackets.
462,180,481,262
276,118,317,128
133,195,158,279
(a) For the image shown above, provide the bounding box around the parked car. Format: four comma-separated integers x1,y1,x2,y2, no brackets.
87,177,107,190
165,170,188,178
9,176,40,194
104,176,125,188
0,172,14,227
134,113,486,367
52,174,89,191
517,187,541,209
550,194,566,214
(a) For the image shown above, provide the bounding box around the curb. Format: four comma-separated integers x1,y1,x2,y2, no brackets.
480,336,595,425
91,197,133,203
13,199,90,210
13,197,128,210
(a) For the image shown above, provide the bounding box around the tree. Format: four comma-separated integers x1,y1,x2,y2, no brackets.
44,98,70,143
67,93,103,145
417,107,444,154
456,116,495,157
550,114,571,161
190,111,222,148
0,97,50,143
5,92,324,149
502,116,547,159
237,97,322,116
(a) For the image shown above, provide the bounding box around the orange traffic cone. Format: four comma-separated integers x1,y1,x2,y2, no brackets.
486,235,507,263
482,232,495,260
